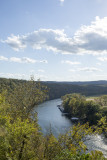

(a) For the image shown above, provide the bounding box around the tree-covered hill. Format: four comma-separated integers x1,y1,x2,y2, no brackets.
1,78,107,100
42,81,107,99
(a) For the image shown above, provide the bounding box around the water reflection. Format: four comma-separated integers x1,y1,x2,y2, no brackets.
33,99,72,137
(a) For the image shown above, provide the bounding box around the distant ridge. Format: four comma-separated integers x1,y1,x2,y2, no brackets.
42,80,107,85
1,77,107,85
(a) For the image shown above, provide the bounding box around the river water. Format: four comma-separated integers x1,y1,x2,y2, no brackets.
33,99,107,157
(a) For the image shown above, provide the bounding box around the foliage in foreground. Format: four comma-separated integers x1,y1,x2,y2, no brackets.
0,82,106,160
0,114,106,159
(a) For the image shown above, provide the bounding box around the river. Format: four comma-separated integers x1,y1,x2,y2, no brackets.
33,99,107,157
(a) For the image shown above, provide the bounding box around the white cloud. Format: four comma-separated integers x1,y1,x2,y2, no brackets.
4,35,26,51
0,55,48,64
60,0,64,2
3,17,107,55
59,0,64,4
0,72,48,80
69,67,102,72
77,67,102,72
61,60,81,65
10,57,36,63
97,57,107,61
0,72,26,79
0,56,8,61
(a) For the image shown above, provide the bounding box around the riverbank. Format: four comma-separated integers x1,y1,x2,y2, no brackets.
33,99,107,157
57,104,80,123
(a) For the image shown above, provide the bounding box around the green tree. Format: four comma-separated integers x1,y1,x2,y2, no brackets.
85,101,100,125
6,79,48,121
58,123,94,153
62,93,101,125
2,116,44,160
95,95,107,106
0,79,48,159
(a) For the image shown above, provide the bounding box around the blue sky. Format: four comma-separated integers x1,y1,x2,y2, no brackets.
1,0,107,81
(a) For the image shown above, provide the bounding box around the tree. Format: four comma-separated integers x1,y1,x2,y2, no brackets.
97,116,107,137
3,116,45,160
62,93,101,125
58,123,93,153
6,78,48,121
0,79,48,159
62,93,86,116
85,101,100,125
95,95,107,106
53,149,90,160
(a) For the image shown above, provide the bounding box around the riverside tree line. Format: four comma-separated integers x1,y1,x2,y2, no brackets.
62,94,107,137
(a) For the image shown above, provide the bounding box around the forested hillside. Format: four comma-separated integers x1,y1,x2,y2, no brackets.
1,78,107,100
43,81,107,99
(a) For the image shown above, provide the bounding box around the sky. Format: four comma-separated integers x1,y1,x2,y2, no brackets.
1,0,107,81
